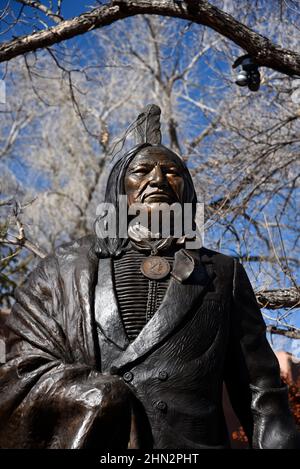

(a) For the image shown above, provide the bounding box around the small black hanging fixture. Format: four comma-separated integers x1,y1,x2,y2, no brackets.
232,54,261,92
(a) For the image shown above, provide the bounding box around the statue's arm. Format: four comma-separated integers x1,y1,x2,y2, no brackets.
0,255,133,449
224,259,300,449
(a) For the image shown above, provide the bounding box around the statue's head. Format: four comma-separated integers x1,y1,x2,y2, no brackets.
94,105,197,257
125,145,185,207
105,143,196,207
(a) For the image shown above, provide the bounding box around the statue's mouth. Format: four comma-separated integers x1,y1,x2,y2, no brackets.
142,190,176,203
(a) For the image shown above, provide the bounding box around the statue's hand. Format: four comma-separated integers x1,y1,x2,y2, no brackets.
95,373,135,417
251,384,300,449
65,371,137,449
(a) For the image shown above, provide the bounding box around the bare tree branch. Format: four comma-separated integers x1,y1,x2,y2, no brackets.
256,287,300,310
266,325,300,340
0,218,46,259
15,0,63,24
0,0,300,76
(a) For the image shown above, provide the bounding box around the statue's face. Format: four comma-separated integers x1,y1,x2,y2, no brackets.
124,147,185,207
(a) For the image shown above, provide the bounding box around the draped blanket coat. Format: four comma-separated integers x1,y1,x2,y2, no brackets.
0,235,298,449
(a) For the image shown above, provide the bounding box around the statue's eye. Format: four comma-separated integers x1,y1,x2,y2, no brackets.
167,168,180,176
132,167,148,175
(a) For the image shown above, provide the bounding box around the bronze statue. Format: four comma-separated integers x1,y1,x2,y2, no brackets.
0,105,299,449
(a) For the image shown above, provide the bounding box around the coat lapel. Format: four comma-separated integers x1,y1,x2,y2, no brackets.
110,248,215,370
94,257,129,350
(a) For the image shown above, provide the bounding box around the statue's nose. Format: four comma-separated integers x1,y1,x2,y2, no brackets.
149,164,165,186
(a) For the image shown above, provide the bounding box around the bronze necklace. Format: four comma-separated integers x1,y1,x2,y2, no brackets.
140,251,171,280
128,225,172,280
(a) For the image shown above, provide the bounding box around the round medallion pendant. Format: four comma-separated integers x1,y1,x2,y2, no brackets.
140,256,171,280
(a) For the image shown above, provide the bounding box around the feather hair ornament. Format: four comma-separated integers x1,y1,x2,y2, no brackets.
109,104,162,163
134,104,162,145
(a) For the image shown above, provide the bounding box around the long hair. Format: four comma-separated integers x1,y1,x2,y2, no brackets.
94,144,198,257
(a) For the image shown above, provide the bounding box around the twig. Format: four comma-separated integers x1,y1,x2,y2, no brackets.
267,325,300,340
0,217,47,259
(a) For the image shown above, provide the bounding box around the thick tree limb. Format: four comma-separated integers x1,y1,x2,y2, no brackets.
0,0,300,76
256,287,300,310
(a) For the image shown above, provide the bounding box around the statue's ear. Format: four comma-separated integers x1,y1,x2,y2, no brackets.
134,104,162,145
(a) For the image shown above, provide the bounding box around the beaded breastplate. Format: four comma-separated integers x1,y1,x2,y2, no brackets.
112,247,174,342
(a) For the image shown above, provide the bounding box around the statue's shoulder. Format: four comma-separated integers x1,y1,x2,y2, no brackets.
54,234,98,267
55,234,96,257
199,246,236,270
14,235,98,306
25,235,97,281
